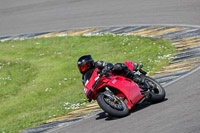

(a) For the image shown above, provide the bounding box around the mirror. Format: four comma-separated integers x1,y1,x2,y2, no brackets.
133,63,139,71
139,64,143,69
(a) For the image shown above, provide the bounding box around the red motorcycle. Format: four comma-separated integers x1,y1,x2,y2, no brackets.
82,61,165,117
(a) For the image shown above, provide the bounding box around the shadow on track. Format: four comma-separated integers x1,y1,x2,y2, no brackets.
95,98,168,121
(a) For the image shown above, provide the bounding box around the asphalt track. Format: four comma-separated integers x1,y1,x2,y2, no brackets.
1,0,200,133
50,67,200,133
0,0,200,37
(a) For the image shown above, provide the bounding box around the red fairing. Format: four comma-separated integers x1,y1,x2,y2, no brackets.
83,64,144,110
124,61,134,71
98,76,143,109
84,68,99,99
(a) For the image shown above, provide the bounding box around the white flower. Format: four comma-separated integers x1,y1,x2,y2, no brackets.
64,102,70,106
81,102,86,105
155,60,160,63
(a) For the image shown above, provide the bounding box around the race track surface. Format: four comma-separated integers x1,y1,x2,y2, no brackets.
50,67,200,133
0,0,200,36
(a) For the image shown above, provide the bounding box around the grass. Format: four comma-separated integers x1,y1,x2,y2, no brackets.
0,34,176,132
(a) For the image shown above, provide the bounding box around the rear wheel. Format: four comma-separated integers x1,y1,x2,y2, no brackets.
97,90,129,117
143,76,166,103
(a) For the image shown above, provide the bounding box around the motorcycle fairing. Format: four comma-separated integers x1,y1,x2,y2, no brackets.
98,75,144,109
84,66,144,110
84,68,99,99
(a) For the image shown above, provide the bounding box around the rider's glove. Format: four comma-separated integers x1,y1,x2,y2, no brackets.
102,68,108,75
102,63,114,74
107,63,114,71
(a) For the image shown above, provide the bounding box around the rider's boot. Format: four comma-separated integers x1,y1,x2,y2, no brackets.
124,69,151,91
124,69,142,83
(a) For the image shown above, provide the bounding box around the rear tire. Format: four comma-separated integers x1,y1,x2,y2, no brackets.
97,91,129,117
143,76,166,103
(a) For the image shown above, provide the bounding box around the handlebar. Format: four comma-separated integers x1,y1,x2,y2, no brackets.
139,69,147,75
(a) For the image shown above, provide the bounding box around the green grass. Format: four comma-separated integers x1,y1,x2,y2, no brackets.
0,34,176,132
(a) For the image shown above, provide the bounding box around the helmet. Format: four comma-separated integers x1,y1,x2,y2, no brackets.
77,55,94,74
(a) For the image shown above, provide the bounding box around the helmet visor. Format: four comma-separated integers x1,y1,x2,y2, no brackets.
78,62,91,73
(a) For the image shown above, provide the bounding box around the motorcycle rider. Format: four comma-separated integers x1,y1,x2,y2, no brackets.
77,55,142,85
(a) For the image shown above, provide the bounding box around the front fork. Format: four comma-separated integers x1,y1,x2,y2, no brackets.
105,87,121,102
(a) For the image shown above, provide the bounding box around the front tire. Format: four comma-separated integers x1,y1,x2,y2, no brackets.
97,91,129,117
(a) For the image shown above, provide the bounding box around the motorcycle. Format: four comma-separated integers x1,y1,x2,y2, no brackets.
82,61,165,117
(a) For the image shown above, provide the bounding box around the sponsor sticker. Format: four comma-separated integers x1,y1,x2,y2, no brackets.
95,76,99,81
112,79,117,84
85,80,89,86
84,87,87,94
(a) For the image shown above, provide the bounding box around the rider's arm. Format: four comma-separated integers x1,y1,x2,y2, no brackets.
94,61,114,74
94,61,108,69
113,63,128,71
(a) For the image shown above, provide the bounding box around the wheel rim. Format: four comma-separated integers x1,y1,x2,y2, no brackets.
103,96,124,110
146,79,160,94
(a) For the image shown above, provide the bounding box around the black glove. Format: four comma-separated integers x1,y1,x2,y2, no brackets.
94,61,107,69
102,63,114,74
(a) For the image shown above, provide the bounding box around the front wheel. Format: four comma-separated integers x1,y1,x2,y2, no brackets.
143,76,166,103
97,91,129,117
